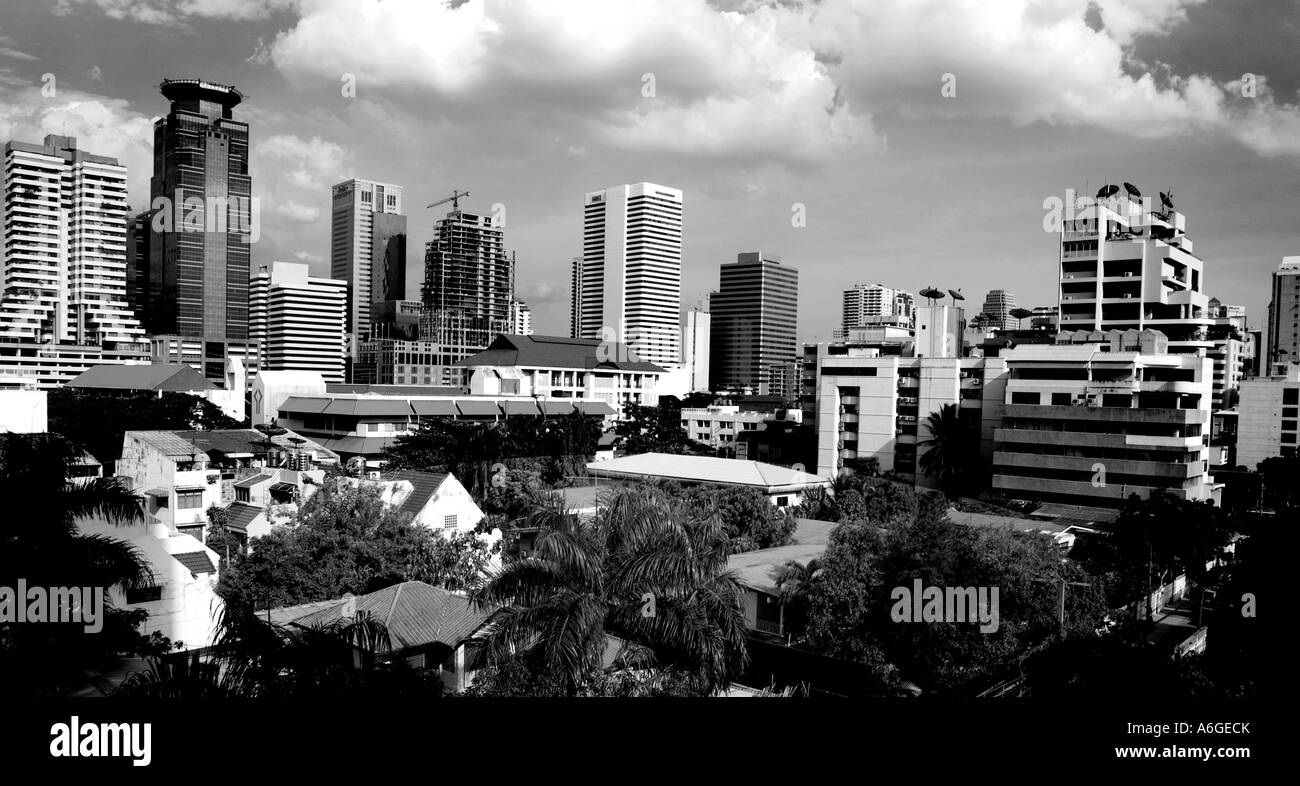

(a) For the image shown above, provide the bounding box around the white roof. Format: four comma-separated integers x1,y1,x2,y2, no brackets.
586,453,830,490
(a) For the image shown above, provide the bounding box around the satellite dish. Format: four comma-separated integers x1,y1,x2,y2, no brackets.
947,289,965,301
1123,182,1141,198
1160,191,1173,209
1097,184,1119,199
919,287,945,303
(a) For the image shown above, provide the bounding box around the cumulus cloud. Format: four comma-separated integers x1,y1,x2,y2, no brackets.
275,200,320,223
257,133,348,192
54,0,297,25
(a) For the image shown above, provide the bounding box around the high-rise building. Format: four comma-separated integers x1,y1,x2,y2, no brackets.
0,135,144,346
148,78,255,382
125,210,151,326
420,207,512,371
710,252,798,391
509,299,533,335
1267,257,1300,374
249,261,346,384
683,298,711,393
842,283,914,331
980,289,1018,330
569,255,582,339
577,182,683,368
330,179,406,354
1237,364,1300,468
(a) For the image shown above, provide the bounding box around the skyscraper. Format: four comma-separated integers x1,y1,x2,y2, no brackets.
148,78,254,381
980,289,1018,330
683,296,711,393
509,299,533,335
330,179,406,354
709,252,798,391
569,255,582,338
0,135,144,346
842,283,914,331
249,261,346,384
1267,256,1300,374
577,182,683,368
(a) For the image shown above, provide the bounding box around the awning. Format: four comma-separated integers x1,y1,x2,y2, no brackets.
576,401,615,416
278,396,330,414
539,401,576,416
455,400,501,417
503,400,541,416
144,488,168,497
411,400,457,416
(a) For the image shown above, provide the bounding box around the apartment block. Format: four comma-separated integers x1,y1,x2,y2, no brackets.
1267,256,1300,374
330,179,406,351
710,252,798,392
991,332,1217,508
1237,364,1300,469
842,283,914,331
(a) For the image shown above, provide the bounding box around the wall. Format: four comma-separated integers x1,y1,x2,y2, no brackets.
0,389,48,433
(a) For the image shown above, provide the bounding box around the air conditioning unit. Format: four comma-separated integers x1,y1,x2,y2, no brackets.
1122,294,1132,299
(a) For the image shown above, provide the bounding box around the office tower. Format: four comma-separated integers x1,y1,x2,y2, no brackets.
148,78,254,381
683,298,711,393
249,261,346,384
1238,365,1300,467
842,283,915,331
569,256,582,338
980,289,1018,330
1267,257,1300,374
124,210,151,326
330,179,406,353
577,182,683,368
709,252,798,391
509,299,533,335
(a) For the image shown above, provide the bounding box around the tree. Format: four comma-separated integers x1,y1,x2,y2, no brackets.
670,483,797,553
218,483,496,611
918,403,977,497
775,559,822,637
1258,456,1300,510
0,433,165,695
116,605,443,698
46,388,240,469
472,484,749,696
615,402,703,455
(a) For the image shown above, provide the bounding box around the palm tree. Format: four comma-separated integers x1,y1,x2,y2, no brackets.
0,433,155,694
918,403,975,498
472,485,749,696
775,559,823,637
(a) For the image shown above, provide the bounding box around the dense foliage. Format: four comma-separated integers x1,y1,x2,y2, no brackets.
218,483,496,610
47,387,241,468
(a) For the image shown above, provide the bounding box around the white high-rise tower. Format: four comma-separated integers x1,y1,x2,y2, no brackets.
578,182,683,368
0,135,145,346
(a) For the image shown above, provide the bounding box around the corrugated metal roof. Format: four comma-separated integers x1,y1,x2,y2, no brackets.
457,334,668,374
291,581,493,652
172,551,216,576
587,453,829,490
319,435,396,455
126,430,202,458
232,473,274,489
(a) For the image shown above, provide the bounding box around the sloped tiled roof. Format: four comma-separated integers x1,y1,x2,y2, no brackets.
457,334,666,373
172,551,216,576
384,469,449,519
587,453,830,491
68,363,217,392
222,502,264,534
291,581,493,652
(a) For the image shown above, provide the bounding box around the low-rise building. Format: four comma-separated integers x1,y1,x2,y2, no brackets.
274,389,613,465
66,359,246,421
339,469,486,537
458,333,666,419
117,428,337,542
585,453,830,507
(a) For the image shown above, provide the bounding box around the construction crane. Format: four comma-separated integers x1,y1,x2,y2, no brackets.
427,190,470,212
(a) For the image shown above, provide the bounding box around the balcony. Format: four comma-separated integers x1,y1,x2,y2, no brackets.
993,451,1198,479
898,378,920,389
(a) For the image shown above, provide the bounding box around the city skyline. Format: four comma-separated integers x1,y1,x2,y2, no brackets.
0,0,1295,343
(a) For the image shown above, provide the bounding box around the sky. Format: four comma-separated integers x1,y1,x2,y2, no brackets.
0,0,1297,342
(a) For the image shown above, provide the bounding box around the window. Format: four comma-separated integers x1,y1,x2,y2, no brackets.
1284,420,1297,433
1283,433,1296,444
176,490,203,509
1286,388,1299,406
126,586,162,604
1011,392,1040,405
235,487,250,503
776,496,789,507
444,514,458,529
1285,407,1297,419
1051,393,1072,406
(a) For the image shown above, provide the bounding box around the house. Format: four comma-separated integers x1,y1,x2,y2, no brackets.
117,429,335,542
282,581,498,692
75,515,224,650
726,519,833,636
67,358,247,422
585,453,831,507
340,469,486,537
